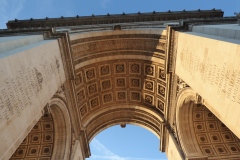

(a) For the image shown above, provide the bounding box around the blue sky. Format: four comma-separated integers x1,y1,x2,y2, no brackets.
0,0,239,159
0,0,239,29
88,125,166,160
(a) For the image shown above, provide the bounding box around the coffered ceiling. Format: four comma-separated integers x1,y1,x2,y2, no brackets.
70,29,168,139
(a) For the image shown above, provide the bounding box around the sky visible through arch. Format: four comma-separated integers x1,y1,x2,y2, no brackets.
0,0,239,159
88,125,166,160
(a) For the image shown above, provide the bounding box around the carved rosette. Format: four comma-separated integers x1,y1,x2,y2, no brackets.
116,78,125,87
103,93,112,103
101,66,109,75
116,64,124,73
131,64,140,73
146,66,154,76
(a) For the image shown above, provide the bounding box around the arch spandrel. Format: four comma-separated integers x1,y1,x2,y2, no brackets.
70,28,169,151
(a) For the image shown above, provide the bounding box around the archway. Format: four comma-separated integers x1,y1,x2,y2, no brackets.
84,105,164,142
10,98,71,160
176,88,240,159
70,28,169,156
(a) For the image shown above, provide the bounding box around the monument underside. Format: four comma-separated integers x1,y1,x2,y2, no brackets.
6,29,170,160
71,30,168,140
2,9,240,160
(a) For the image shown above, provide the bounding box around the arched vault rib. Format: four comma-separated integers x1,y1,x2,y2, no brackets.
84,105,164,141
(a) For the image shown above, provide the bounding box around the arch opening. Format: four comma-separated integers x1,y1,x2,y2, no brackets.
87,124,167,160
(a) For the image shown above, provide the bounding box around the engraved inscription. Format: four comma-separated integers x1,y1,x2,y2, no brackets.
179,48,240,104
0,58,60,125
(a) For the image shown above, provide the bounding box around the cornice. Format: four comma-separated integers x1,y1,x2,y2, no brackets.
6,9,223,29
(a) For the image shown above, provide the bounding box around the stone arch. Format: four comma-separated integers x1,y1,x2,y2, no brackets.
176,88,240,159
48,97,72,160
84,105,164,141
10,98,71,160
70,29,168,154
70,28,169,150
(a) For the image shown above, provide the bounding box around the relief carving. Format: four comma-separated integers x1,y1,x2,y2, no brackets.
90,97,99,108
85,68,95,81
101,80,111,90
34,68,43,90
145,95,153,105
145,81,154,91
159,68,166,80
103,93,112,103
158,85,165,96
146,66,154,76
130,64,140,73
117,92,126,100
131,78,140,88
157,100,164,112
195,94,204,105
100,65,110,76
55,58,60,72
77,90,85,102
116,78,125,87
115,64,125,74
55,85,67,101
177,77,189,94
88,83,97,95
131,92,140,101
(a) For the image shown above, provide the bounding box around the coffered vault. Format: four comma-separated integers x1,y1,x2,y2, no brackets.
71,30,167,140
1,9,240,160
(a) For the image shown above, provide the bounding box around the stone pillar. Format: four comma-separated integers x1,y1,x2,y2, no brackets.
166,133,184,160
175,28,240,138
0,35,66,159
71,140,84,160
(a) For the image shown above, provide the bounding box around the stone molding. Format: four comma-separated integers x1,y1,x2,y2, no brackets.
48,98,72,160
175,88,202,158
83,105,164,141
6,10,223,29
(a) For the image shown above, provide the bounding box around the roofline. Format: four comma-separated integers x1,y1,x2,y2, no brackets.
6,9,223,29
